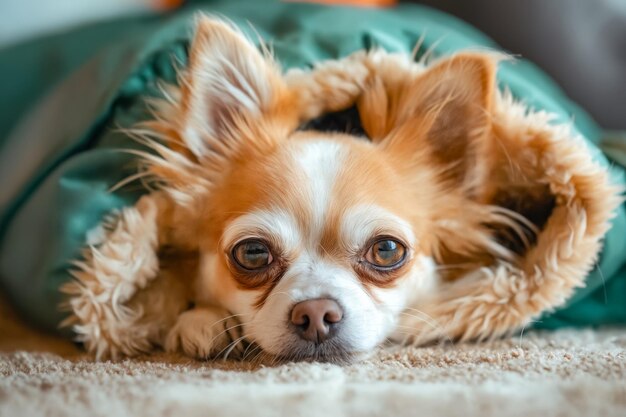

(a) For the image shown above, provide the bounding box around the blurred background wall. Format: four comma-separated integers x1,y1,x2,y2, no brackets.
410,0,626,130
0,0,154,47
1,0,624,129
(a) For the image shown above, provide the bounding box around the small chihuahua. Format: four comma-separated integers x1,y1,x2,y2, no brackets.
68,17,538,362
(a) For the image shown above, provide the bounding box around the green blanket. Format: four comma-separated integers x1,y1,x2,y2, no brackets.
1,0,625,335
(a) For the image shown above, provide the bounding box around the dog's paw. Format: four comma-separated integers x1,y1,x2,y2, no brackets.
164,307,241,359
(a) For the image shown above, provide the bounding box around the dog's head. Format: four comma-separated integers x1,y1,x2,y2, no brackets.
152,19,501,362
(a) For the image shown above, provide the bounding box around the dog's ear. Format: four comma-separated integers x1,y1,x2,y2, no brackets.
365,54,497,199
178,17,295,159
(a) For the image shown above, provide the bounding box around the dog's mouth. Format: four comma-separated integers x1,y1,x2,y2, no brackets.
219,320,362,364
273,340,361,364
233,337,361,364
277,351,357,365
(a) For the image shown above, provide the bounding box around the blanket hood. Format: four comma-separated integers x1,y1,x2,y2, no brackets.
60,51,623,358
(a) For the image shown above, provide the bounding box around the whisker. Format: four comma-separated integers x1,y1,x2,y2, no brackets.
108,171,152,192
262,290,296,304
208,313,247,329
400,307,453,345
206,322,246,351
250,347,267,364
241,339,260,361
219,335,247,361
434,263,477,271
243,345,262,362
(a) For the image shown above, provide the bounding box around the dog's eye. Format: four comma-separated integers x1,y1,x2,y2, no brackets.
232,240,273,270
365,239,406,268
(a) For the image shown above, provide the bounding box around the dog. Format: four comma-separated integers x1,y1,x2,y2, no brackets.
65,16,542,362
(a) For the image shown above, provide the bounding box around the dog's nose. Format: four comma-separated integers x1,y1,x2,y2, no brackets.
290,299,343,343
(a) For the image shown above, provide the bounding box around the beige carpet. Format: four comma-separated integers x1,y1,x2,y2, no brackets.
1,297,625,417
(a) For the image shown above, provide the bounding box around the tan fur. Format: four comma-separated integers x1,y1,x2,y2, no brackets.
62,16,622,360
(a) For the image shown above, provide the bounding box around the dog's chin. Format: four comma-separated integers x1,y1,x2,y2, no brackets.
259,340,372,365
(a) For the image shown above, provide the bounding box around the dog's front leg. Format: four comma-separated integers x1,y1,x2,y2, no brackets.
164,306,242,359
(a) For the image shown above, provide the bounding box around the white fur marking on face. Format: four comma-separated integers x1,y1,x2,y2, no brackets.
249,252,387,355
292,140,346,239
341,204,417,251
221,209,301,251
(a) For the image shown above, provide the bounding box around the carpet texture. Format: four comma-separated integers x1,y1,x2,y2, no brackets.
1,297,625,417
